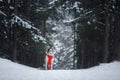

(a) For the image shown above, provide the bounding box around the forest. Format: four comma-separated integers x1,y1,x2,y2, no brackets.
0,0,120,69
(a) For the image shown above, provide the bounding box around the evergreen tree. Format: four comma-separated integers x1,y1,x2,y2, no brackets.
0,0,47,68
75,0,120,68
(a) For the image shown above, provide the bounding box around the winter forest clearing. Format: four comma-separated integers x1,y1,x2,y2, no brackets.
0,58,120,80
0,0,120,80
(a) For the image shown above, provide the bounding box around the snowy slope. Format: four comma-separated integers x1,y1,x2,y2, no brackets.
0,58,120,80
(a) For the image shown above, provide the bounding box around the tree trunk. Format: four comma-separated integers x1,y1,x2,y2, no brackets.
12,0,18,61
103,14,110,63
73,24,77,69
13,25,17,61
80,41,85,68
113,13,120,61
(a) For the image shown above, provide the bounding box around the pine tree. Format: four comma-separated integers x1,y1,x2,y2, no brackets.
0,0,47,68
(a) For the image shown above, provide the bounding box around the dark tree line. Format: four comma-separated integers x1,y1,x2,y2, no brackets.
0,0,120,69
0,0,48,68
75,0,120,68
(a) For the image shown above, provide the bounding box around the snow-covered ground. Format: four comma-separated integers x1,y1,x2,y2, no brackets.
0,58,120,80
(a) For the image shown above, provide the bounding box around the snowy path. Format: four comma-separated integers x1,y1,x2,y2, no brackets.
0,58,120,80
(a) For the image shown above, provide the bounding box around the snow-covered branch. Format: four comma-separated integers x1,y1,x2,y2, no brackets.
0,10,7,16
10,15,46,43
63,17,80,23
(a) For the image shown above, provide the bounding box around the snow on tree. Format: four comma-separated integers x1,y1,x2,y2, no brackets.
46,1,76,69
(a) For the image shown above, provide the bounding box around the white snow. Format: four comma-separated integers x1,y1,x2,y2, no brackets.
48,0,58,5
46,6,76,69
84,11,93,15
72,2,81,12
87,21,91,25
0,58,120,80
9,6,14,9
10,15,33,29
10,15,46,43
0,10,7,16
8,0,10,3
63,17,80,23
